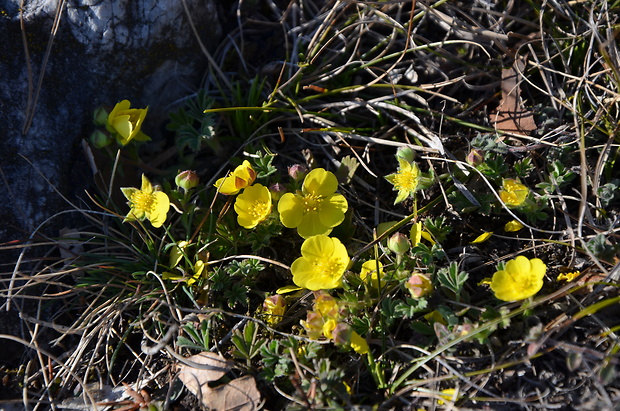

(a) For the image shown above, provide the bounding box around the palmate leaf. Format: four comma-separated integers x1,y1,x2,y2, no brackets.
175,116,216,152
437,262,469,300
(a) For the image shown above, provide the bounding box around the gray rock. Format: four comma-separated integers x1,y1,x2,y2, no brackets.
0,0,222,240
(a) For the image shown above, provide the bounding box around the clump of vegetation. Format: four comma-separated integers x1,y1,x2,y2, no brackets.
3,0,620,409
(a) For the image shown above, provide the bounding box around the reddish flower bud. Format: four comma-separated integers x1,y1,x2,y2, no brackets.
405,272,433,298
175,170,199,191
288,164,308,181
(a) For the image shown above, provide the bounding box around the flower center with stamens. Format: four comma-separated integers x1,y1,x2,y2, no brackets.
131,191,155,212
302,194,322,213
313,258,344,279
394,170,418,191
250,200,270,219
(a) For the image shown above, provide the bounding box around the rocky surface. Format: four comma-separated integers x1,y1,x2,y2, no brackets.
0,0,222,243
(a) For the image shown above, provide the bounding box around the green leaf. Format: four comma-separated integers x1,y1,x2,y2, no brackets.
437,262,469,301
335,155,359,184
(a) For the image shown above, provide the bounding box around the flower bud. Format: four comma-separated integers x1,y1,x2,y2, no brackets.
93,105,109,127
388,232,410,255
466,149,485,167
405,272,433,298
396,146,416,163
300,311,324,339
89,129,113,148
269,183,286,202
332,322,353,346
288,164,308,181
175,170,199,191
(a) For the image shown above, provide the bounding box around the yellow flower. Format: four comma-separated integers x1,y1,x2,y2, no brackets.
385,158,421,204
490,255,546,301
106,100,149,145
504,219,524,232
278,168,348,238
214,160,256,195
291,235,350,290
499,179,529,207
234,184,272,229
360,260,384,287
262,294,287,325
121,174,170,228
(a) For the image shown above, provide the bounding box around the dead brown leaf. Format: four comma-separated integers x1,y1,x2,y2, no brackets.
207,375,262,411
178,352,233,392
178,353,261,410
491,57,537,135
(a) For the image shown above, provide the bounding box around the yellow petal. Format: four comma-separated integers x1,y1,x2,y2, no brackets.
140,174,153,193
360,260,383,284
277,193,304,228
300,234,335,260
504,220,524,232
121,187,138,201
303,168,338,196
112,115,132,139
322,318,337,339
410,222,422,245
214,175,241,195
470,232,493,244
478,277,492,286
235,160,256,185
170,241,190,267
437,388,459,405
317,194,348,227
148,191,170,228
297,212,331,238
276,285,303,294
350,331,369,354
557,271,580,282
420,230,436,245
